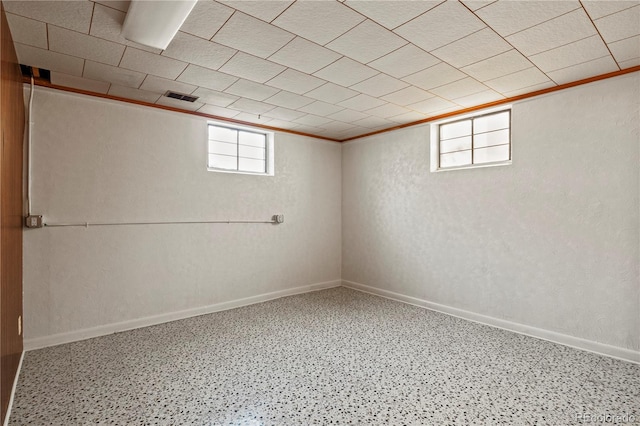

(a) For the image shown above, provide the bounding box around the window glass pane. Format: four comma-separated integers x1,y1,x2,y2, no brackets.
209,153,237,170
440,120,471,140
239,145,265,160
440,150,471,168
440,135,471,154
239,131,266,148
239,157,266,173
210,126,237,143
473,144,510,164
473,111,509,134
474,128,510,148
209,140,237,156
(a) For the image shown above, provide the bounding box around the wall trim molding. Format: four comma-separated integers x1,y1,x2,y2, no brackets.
342,280,640,364
24,280,341,351
2,351,24,426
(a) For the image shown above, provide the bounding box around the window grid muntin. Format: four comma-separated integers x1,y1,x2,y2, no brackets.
438,109,511,170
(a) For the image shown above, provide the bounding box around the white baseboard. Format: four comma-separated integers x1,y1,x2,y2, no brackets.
342,280,640,364
3,351,24,426
24,280,341,351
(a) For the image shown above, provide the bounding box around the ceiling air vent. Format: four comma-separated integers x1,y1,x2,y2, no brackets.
164,91,199,102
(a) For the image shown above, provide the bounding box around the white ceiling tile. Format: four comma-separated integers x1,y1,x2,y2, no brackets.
272,1,364,45
461,49,532,82
48,25,125,66
90,4,161,54
180,0,234,40
484,67,551,93
337,127,369,139
228,98,277,114
475,1,580,37
506,9,597,56
326,109,369,122
547,56,619,84
344,1,443,29
197,104,241,119
593,5,640,43
350,74,409,97
402,62,466,91
234,112,274,125
213,12,294,59
50,72,110,93
452,89,504,107
94,1,129,12
313,57,378,87
177,64,238,91
352,116,394,129
368,44,440,78
338,94,387,111
326,20,407,63
191,87,240,107
502,81,556,98
582,1,637,20
108,85,161,103
461,1,497,12
5,13,47,49
3,0,93,33
386,110,428,124
294,114,335,127
264,107,306,121
139,75,197,95
305,82,359,103
324,121,359,132
429,77,488,100
84,60,146,88
268,37,342,74
262,119,301,130
155,96,205,111
218,1,294,22
265,69,326,94
394,1,485,51
15,43,84,76
298,101,345,116
162,32,236,70
264,91,314,109
120,48,188,80
381,86,434,106
408,97,457,114
224,79,280,101
529,35,610,72
619,57,640,68
219,52,285,83
608,35,640,63
295,124,327,134
364,103,411,119
431,28,512,68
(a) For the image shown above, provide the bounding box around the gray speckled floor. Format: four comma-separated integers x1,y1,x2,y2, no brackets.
9,287,640,425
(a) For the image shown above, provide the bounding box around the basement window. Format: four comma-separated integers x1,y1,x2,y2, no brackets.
207,123,274,175
431,108,511,171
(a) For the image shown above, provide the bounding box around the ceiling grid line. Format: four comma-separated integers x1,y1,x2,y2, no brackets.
579,0,622,71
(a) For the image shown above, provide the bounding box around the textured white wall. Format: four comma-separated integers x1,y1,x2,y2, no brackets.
24,87,342,340
342,73,640,351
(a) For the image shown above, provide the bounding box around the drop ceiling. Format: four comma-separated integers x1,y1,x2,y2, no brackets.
5,0,640,141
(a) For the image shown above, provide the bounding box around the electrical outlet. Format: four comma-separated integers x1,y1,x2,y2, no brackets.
273,214,284,224
25,215,43,228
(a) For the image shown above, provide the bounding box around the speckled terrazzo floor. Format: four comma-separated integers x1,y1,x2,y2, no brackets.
9,287,640,426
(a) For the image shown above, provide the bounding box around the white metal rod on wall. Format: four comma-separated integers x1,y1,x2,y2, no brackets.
42,215,284,228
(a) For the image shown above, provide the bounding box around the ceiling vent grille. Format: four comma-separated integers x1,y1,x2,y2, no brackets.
164,91,199,102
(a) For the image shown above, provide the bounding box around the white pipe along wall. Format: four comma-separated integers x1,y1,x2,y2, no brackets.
23,87,342,349
342,73,639,362
23,73,639,363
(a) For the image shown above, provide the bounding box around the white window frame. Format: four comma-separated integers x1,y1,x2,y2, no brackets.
430,105,512,172
207,121,275,176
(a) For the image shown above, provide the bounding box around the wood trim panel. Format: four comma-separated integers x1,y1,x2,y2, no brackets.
21,79,341,143
1,3,25,424
341,66,640,142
